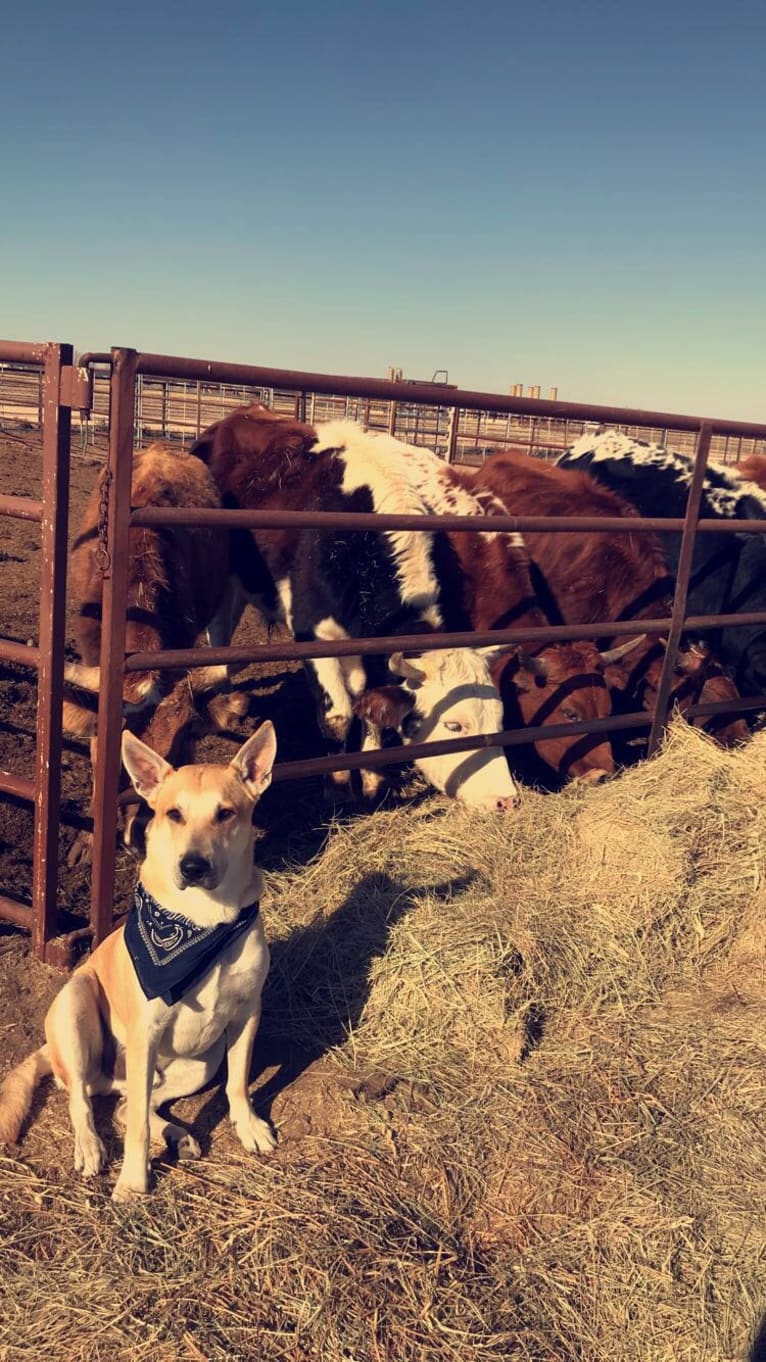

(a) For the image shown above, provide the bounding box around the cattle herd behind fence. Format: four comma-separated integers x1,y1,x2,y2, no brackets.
1,340,766,964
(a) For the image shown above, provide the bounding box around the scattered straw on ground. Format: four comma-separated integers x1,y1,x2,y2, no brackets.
1,719,766,1361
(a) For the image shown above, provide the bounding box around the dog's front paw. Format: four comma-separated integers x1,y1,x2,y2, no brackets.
74,1130,106,1177
111,1178,149,1204
234,1112,277,1154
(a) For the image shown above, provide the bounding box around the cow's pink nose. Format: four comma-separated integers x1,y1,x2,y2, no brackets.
495,794,520,812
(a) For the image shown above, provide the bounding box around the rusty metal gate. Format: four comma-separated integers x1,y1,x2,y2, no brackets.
0,342,75,962
3,341,766,964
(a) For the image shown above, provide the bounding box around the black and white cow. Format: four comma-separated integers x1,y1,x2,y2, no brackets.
557,430,766,698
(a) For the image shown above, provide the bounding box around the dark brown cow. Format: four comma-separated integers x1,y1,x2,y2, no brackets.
191,408,633,787
466,447,745,747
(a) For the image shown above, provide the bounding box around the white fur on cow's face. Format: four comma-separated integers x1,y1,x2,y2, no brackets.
312,420,442,625
400,648,519,811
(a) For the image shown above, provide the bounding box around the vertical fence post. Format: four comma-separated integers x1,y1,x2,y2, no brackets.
32,343,72,959
89,348,138,943
445,404,460,464
647,423,712,755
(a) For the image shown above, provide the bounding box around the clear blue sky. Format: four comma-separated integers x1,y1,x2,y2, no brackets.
2,0,764,420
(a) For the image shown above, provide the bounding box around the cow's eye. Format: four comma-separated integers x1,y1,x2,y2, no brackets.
166,807,184,824
561,707,580,723
443,720,463,733
216,806,236,823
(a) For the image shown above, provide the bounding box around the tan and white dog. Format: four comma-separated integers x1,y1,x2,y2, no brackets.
0,722,278,1202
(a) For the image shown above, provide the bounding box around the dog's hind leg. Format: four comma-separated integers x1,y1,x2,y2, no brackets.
45,974,107,1177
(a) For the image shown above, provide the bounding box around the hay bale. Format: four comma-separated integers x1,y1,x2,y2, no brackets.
3,719,766,1360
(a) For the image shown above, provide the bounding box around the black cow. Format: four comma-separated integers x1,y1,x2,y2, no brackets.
557,431,766,699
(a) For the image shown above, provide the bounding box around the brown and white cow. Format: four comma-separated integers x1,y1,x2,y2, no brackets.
191,408,630,792
190,409,520,808
466,447,745,748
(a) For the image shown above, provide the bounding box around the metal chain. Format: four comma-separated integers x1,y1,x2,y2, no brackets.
94,467,112,577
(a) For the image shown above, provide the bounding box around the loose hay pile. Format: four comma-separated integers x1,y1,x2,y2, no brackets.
2,719,766,1361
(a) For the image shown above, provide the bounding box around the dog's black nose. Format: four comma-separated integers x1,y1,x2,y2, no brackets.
179,853,211,885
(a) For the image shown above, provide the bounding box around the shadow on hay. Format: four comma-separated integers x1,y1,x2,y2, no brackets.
188,868,477,1147
750,1316,766,1362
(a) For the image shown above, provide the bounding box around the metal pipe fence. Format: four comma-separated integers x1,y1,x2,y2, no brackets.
2,340,766,962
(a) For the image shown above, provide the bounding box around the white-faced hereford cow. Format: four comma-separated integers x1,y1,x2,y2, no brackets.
467,445,746,749
556,430,764,718
191,408,636,790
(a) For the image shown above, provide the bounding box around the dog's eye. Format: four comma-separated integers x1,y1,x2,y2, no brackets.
166,808,184,824
215,806,236,823
561,707,580,723
443,720,463,733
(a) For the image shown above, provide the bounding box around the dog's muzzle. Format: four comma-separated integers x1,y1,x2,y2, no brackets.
178,853,215,889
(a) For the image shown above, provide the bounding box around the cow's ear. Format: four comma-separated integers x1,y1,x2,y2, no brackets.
189,429,215,460
508,653,550,693
601,663,630,691
353,686,415,731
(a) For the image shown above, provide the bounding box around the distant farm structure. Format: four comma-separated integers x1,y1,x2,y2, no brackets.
2,359,763,466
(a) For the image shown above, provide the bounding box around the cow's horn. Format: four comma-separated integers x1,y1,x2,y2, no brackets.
389,651,426,683
598,634,647,665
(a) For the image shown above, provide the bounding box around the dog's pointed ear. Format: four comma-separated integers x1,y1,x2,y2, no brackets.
121,731,174,807
231,721,277,800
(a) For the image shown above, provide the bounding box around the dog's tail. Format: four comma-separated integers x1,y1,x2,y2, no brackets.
0,1046,52,1144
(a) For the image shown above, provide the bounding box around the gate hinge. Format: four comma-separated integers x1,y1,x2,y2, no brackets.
59,365,93,413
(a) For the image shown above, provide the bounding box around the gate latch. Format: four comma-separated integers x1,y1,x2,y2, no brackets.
59,365,93,413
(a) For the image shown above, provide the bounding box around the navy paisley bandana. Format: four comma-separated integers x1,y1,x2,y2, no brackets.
124,882,261,1006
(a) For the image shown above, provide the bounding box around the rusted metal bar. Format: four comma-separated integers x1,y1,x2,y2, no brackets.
123,608,766,674
130,505,766,536
268,712,654,781
0,639,40,667
647,425,712,756
31,342,72,959
126,349,766,439
89,347,138,945
0,494,42,522
0,770,35,800
0,340,51,364
685,695,766,721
